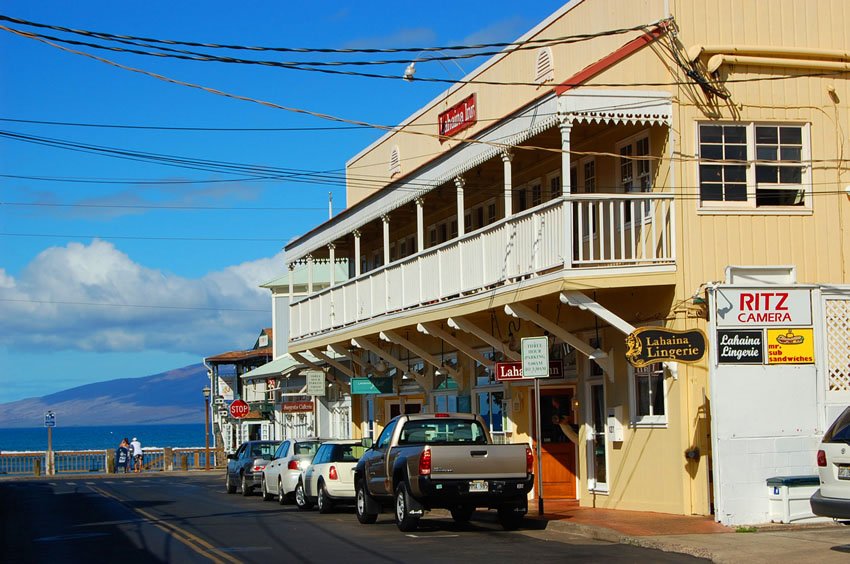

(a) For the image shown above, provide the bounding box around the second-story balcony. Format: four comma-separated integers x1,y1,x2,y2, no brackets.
289,192,674,342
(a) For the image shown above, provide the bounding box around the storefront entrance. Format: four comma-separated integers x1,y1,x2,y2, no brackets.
535,387,577,499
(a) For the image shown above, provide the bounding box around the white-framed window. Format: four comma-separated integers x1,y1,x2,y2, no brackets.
516,185,528,212
531,183,542,207
582,158,597,193
629,362,667,427
547,171,562,199
697,122,810,210
618,133,652,223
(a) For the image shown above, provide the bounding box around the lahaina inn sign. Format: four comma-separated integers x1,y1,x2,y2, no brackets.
626,327,707,368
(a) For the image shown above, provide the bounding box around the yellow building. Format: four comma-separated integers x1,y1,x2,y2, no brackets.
283,0,850,523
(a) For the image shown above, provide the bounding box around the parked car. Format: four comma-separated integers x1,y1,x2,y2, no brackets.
811,406,850,520
225,440,280,496
354,413,533,532
295,440,366,513
260,437,323,503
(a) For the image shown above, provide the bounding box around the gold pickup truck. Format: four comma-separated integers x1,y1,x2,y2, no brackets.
354,412,533,531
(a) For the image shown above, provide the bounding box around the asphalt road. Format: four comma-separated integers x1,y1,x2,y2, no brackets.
0,473,706,563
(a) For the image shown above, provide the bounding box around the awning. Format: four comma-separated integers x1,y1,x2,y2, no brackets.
240,354,305,381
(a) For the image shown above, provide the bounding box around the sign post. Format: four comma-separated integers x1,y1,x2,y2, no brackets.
521,336,549,515
44,411,55,475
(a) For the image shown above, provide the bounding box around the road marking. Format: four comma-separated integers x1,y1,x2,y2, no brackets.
36,532,110,542
88,484,241,564
405,534,460,539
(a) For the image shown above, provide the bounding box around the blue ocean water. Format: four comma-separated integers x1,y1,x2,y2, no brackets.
0,423,206,452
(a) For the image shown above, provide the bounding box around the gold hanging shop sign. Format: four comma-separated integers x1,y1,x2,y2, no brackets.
626,327,707,368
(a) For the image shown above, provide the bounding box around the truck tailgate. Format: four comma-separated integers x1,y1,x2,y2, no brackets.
428,444,528,480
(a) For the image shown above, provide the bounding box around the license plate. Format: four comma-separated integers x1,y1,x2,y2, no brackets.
469,480,489,492
839,466,850,480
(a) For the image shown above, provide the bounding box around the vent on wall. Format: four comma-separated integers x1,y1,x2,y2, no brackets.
534,47,554,84
389,146,401,177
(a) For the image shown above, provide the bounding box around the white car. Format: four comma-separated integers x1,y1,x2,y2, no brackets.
295,440,365,513
260,438,323,503
811,406,850,520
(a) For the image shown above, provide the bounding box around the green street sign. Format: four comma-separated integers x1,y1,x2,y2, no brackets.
351,377,394,395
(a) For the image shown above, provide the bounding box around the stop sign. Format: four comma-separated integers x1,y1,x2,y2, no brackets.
229,399,250,419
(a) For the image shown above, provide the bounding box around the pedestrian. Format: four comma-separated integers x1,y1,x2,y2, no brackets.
130,436,143,473
115,438,130,473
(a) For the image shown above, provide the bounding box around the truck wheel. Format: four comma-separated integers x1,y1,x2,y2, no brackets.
317,482,334,514
295,480,313,510
450,506,475,523
394,482,420,532
497,507,524,531
241,473,252,496
355,481,378,524
225,472,236,494
261,478,274,501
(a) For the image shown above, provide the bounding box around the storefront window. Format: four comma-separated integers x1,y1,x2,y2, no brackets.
476,349,504,385
631,363,667,426
477,390,505,441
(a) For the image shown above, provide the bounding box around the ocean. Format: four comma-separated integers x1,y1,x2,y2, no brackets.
0,423,206,452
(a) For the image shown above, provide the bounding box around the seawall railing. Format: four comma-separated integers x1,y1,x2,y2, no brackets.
0,447,223,476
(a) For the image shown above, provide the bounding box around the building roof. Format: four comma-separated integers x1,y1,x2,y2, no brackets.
206,328,273,364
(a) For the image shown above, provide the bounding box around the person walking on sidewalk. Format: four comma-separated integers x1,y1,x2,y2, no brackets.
130,437,143,473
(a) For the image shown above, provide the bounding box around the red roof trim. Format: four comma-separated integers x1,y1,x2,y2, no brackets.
555,23,670,95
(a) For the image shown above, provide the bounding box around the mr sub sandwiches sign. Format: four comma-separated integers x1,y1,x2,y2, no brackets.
715,288,812,327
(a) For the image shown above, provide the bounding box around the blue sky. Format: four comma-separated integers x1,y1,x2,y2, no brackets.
0,1,567,402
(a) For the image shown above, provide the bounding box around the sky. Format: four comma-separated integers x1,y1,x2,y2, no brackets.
0,0,568,402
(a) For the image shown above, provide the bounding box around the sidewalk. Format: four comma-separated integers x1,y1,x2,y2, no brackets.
529,500,850,563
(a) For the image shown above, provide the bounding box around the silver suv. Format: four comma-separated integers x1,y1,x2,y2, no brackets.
811,406,850,520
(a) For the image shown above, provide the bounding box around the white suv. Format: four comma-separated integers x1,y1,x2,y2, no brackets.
811,406,850,520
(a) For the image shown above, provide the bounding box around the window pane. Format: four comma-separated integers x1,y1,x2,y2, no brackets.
725,165,747,182
780,147,801,161
700,165,722,182
756,126,778,144
779,126,802,144
651,376,665,415
701,145,722,160
700,125,722,143
756,165,778,183
779,166,802,184
727,184,748,201
725,145,747,161
756,146,777,161
636,376,651,416
723,126,746,143
757,187,804,206
700,184,723,201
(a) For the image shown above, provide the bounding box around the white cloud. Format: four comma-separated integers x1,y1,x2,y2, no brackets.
0,239,283,355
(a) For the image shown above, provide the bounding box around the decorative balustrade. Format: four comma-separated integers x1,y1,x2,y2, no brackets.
0,447,222,476
290,194,675,341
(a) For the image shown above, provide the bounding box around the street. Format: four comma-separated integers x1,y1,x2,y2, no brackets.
0,473,706,563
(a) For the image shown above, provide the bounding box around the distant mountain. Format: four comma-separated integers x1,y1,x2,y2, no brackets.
0,364,209,428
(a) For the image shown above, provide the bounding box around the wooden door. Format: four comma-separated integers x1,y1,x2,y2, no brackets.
535,388,577,499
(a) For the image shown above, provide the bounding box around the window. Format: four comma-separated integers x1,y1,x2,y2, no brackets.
477,390,506,441
531,183,542,207
375,418,397,449
630,363,667,426
487,202,497,224
549,173,562,199
619,134,652,222
398,419,488,445
583,159,596,193
698,122,809,209
294,440,320,456
517,188,528,211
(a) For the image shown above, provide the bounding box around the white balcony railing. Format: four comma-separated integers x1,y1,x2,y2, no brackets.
290,194,675,341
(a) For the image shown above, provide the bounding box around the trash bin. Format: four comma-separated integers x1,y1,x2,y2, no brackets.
766,475,822,523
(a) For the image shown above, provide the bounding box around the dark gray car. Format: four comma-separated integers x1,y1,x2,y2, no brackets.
225,440,280,496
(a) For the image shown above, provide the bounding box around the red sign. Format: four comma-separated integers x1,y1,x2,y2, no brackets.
229,399,250,419
495,360,564,381
281,400,314,413
438,94,476,141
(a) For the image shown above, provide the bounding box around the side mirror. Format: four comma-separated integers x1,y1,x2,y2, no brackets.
360,437,373,449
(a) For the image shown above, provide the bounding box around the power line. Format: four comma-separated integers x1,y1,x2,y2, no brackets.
0,232,287,242
0,297,267,313
0,116,370,131
0,200,327,211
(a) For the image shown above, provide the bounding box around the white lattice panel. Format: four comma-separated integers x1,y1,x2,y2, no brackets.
825,298,850,394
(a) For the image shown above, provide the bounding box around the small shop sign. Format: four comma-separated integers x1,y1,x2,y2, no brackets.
350,377,394,395
495,360,564,381
438,93,476,141
281,400,314,413
626,327,707,368
766,328,814,364
716,329,764,364
714,288,812,327
306,370,326,396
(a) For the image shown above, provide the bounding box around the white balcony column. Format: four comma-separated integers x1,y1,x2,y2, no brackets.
306,254,314,293
327,243,336,286
501,149,513,217
287,262,295,300
455,175,465,237
353,229,362,276
415,197,425,252
559,116,574,266
382,214,391,266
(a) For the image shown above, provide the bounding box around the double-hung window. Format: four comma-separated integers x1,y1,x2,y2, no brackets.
618,134,652,222
698,122,809,209
630,363,667,426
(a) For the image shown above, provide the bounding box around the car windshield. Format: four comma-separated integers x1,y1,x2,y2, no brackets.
823,407,850,444
294,441,320,456
251,443,279,459
397,419,487,445
329,444,366,462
